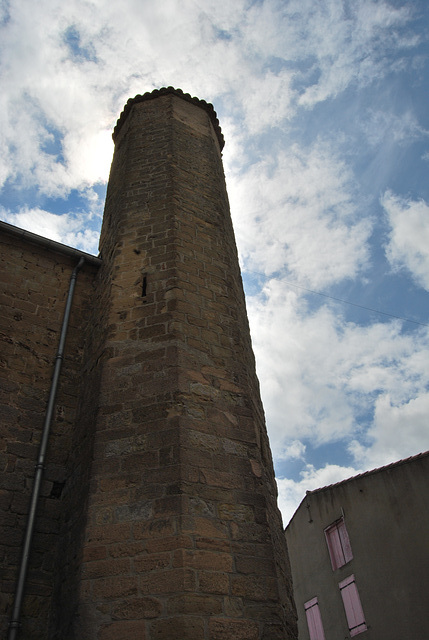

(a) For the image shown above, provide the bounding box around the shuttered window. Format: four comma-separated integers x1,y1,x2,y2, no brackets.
339,575,367,636
304,597,326,640
325,517,353,570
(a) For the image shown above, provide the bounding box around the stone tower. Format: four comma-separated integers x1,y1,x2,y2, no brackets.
1,87,296,639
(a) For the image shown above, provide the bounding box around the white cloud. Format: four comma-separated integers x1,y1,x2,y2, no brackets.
0,1,115,195
277,463,361,526
1,206,100,254
0,0,418,200
350,392,429,469
362,109,428,148
382,191,429,291
276,384,429,525
246,279,429,462
228,141,371,288
1,0,428,533
278,440,307,461
293,0,414,107
238,69,296,134
247,284,356,453
0,0,249,194
278,388,429,524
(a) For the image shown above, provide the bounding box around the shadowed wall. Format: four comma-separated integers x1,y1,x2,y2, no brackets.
1,88,297,640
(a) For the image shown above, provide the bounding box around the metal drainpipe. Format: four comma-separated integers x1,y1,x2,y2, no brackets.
8,256,85,640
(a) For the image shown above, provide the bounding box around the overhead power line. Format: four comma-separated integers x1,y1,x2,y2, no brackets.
246,273,429,328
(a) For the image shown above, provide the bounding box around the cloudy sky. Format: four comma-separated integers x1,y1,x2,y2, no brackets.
1,0,428,524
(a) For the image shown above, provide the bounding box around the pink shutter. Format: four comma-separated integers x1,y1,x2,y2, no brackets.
304,597,326,640
325,518,353,570
325,523,343,570
339,575,367,636
338,518,353,564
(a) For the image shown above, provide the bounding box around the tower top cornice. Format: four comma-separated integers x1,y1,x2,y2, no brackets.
112,86,225,150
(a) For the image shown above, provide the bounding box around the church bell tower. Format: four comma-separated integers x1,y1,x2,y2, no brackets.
73,87,296,640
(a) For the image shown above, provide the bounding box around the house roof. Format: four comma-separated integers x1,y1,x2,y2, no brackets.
307,450,429,497
285,450,429,529
0,219,102,266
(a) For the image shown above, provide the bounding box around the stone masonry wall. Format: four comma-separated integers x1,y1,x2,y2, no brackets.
0,231,99,638
1,88,297,640
73,91,296,640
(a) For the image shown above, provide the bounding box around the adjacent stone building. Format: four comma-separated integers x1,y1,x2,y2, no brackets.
1,88,297,639
285,451,429,640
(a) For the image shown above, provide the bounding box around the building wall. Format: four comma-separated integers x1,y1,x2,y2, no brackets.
0,231,100,638
73,90,296,640
1,89,297,640
285,452,429,640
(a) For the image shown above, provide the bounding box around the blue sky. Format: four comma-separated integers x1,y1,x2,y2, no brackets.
1,0,428,524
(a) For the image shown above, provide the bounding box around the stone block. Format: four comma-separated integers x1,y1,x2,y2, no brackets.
0,89,296,639
167,594,222,615
134,552,171,573
149,615,205,640
209,618,260,640
111,596,162,620
198,570,229,595
92,576,138,600
98,620,147,640
139,568,196,594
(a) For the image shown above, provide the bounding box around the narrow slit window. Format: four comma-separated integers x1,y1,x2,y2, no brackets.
339,575,367,637
142,274,147,297
325,517,353,571
304,597,326,640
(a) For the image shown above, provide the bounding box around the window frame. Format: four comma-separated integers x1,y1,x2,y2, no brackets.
324,516,353,571
304,596,326,640
339,574,367,637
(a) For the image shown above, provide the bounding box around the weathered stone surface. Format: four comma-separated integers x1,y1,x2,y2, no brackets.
0,230,99,637
1,88,297,639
